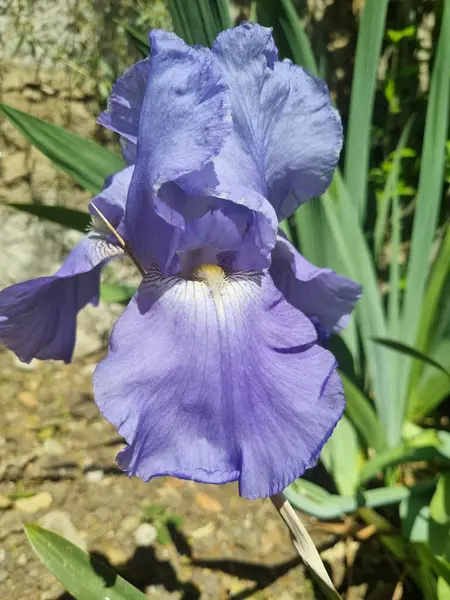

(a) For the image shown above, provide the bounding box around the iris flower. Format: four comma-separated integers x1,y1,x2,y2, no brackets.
0,24,361,499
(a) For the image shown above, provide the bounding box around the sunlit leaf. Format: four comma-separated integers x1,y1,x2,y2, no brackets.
0,104,124,194
26,524,147,600
344,0,389,221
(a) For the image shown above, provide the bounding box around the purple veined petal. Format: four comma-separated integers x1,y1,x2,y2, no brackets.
0,235,123,364
211,22,342,220
97,57,150,154
173,201,277,273
270,235,362,334
126,30,232,270
93,268,345,499
89,165,134,239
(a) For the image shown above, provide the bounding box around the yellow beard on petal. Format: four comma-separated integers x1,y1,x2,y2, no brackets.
192,264,227,296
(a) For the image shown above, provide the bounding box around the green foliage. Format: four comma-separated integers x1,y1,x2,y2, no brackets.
0,104,124,195
167,0,231,47
26,524,147,599
141,503,184,545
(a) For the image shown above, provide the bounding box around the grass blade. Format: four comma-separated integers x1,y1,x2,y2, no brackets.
167,0,232,47
0,104,124,194
26,524,147,600
373,338,450,379
7,203,90,232
321,416,361,495
409,225,450,395
340,372,386,453
323,175,392,441
285,478,436,519
358,429,446,485
256,0,318,74
344,0,389,221
117,21,150,56
374,117,414,260
398,0,450,408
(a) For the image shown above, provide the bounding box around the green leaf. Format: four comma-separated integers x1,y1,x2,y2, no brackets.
430,473,450,556
156,523,171,545
100,283,136,304
409,226,450,397
398,0,450,408
0,104,124,194
323,175,392,442
358,430,446,485
256,0,318,74
118,21,150,56
25,524,147,600
409,368,450,422
321,415,361,495
285,477,436,520
340,372,385,453
372,338,450,380
344,0,389,221
167,0,232,47
387,26,416,43
374,117,413,260
400,488,433,543
7,203,90,232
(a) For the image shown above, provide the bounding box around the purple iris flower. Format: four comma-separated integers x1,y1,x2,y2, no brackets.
93,24,361,499
0,23,361,499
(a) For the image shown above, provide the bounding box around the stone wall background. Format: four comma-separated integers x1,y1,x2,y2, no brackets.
0,1,171,358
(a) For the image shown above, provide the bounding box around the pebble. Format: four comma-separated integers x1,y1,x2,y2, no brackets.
18,391,38,409
17,553,27,566
0,569,8,583
85,469,104,483
134,523,157,547
42,439,65,456
0,549,6,563
38,510,87,551
0,495,13,509
15,492,53,514
121,515,140,533
195,493,223,513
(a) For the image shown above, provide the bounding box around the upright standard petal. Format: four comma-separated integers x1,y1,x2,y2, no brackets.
97,58,150,150
94,268,345,499
212,23,342,220
270,235,362,333
126,30,232,270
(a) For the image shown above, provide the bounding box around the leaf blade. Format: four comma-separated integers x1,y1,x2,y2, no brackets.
0,103,124,194
8,203,90,232
373,338,450,380
344,0,389,221
26,524,148,600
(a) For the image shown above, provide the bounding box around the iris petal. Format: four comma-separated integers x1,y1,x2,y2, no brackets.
0,236,122,363
97,57,150,163
126,30,232,271
94,269,345,499
212,23,342,220
270,235,362,333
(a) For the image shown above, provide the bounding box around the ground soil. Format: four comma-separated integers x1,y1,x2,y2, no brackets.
0,348,415,600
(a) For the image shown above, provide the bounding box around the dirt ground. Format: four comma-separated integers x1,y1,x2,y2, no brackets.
0,346,416,600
